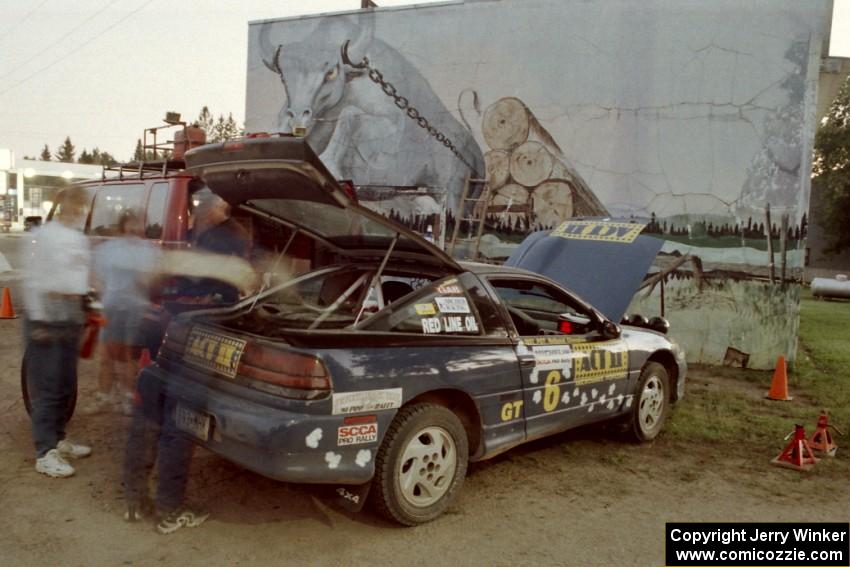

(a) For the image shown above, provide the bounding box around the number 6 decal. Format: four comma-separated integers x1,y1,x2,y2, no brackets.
543,370,561,412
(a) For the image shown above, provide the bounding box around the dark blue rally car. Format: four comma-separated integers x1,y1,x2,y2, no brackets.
148,136,687,525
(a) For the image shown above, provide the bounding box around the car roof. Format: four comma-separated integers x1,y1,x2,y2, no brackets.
459,261,540,278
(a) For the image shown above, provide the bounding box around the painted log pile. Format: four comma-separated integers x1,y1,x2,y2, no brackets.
481,97,608,229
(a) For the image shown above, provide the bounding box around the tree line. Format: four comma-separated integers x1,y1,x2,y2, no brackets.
23,106,243,166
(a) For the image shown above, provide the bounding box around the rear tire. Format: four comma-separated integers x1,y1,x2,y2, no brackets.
372,403,468,526
627,362,669,442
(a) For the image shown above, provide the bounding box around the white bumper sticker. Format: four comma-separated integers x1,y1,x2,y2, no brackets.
331,388,403,415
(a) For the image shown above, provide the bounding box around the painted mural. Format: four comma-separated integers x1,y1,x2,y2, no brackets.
245,0,830,368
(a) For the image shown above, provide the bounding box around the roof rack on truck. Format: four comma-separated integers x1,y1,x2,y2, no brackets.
103,111,206,181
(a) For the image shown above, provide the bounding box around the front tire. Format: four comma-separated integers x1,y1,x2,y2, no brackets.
372,403,468,526
627,362,670,442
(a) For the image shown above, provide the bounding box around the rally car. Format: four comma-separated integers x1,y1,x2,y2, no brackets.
145,136,687,525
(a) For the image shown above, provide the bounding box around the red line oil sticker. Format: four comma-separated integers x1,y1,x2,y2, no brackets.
551,220,645,244
337,423,378,445
421,315,479,334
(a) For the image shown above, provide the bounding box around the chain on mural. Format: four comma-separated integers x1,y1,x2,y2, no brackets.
341,40,476,172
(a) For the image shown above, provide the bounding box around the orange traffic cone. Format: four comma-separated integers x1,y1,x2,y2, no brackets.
0,287,17,319
771,424,818,471
766,355,792,401
809,411,843,457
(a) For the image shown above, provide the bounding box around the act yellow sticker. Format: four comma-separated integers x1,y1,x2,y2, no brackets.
572,341,629,385
551,220,645,244
415,303,436,316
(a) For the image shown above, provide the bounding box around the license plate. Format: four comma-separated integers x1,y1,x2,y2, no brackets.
183,328,247,378
174,404,211,442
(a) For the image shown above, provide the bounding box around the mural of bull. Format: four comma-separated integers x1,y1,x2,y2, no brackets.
257,16,485,212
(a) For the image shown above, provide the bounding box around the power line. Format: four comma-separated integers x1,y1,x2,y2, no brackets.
0,0,156,96
0,0,123,81
0,0,52,46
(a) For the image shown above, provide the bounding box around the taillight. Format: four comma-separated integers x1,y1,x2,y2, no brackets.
238,343,331,394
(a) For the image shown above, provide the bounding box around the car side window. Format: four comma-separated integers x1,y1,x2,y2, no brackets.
51,186,96,231
363,275,483,336
488,278,590,336
145,182,169,239
89,184,146,236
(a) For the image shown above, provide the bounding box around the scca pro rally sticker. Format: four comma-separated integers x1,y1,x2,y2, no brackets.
332,388,403,415
337,423,379,446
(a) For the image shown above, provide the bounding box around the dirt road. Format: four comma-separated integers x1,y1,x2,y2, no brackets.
0,314,847,566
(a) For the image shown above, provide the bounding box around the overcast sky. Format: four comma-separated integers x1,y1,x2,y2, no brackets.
0,0,847,162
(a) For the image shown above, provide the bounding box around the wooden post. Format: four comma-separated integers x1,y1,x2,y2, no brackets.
765,203,775,284
660,275,666,317
780,213,789,284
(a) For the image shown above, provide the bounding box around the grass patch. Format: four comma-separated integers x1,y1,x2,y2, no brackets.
665,289,850,470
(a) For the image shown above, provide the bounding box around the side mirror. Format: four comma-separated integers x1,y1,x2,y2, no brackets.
601,320,621,340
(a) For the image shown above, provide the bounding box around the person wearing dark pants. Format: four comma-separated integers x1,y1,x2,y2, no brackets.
26,321,87,468
123,352,207,533
21,186,93,478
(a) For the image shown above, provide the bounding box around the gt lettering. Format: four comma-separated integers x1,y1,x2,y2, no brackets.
543,370,561,412
500,400,524,421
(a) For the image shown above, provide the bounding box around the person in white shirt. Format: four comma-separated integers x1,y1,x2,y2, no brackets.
88,210,162,415
21,186,94,478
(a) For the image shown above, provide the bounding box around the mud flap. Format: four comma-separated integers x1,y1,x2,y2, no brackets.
328,482,373,513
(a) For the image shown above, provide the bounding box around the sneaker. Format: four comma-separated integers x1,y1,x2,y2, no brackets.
124,497,155,522
57,439,92,459
79,392,114,416
35,449,75,478
156,507,210,535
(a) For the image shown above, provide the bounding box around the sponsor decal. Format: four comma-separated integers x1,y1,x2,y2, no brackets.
529,344,573,384
434,296,471,314
338,423,379,446
420,315,480,334
183,329,246,378
522,335,584,346
436,279,463,295
572,341,629,385
332,388,403,415
551,220,645,244
414,303,436,316
500,400,524,422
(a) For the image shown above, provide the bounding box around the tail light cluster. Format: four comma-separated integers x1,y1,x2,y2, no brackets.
239,343,331,393
163,321,331,399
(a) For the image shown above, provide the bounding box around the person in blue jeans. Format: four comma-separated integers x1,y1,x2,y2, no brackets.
124,366,207,534
22,186,94,478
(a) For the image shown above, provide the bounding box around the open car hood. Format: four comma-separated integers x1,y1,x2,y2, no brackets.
506,219,663,322
184,137,462,272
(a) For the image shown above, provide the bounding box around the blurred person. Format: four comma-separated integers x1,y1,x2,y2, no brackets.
21,186,93,478
186,190,251,303
87,210,162,415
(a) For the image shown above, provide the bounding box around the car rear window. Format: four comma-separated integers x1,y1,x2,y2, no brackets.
363,275,483,336
90,183,146,236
